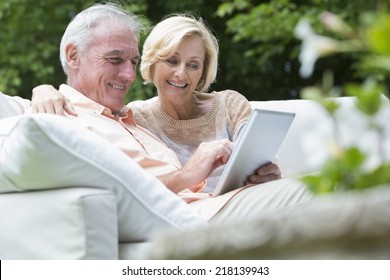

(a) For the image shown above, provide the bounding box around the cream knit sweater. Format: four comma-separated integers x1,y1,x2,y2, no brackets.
129,90,252,192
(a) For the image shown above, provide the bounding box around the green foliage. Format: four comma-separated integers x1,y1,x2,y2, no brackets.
297,5,390,194
215,0,382,100
0,0,384,103
0,0,96,97
301,147,367,193
344,79,385,116
366,13,390,55
302,158,390,193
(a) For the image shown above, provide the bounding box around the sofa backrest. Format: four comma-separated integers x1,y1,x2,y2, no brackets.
250,96,390,177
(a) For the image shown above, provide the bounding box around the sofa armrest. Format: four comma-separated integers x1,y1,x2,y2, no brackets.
0,187,118,259
250,96,390,177
250,99,333,176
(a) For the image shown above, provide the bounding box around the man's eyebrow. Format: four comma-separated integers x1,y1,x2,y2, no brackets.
104,50,140,60
104,50,125,56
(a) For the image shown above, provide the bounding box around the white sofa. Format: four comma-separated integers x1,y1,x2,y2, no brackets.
150,97,390,259
1,93,390,259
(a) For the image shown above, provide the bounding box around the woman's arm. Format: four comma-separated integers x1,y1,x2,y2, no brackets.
31,84,77,116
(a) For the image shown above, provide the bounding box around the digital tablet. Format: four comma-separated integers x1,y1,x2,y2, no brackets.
213,108,295,196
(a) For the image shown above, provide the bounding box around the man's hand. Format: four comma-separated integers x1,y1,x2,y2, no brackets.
31,84,77,116
246,162,282,185
158,139,234,193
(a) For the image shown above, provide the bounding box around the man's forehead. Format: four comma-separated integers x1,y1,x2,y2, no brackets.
89,27,139,55
90,22,138,42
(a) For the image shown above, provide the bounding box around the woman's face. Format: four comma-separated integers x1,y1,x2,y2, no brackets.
152,35,205,103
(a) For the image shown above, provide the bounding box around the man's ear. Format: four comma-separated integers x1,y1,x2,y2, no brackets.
66,43,80,70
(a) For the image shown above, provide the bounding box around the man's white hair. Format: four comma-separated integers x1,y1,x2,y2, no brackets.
59,2,143,75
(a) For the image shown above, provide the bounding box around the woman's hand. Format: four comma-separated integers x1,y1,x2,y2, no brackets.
184,139,233,182
31,84,77,116
246,162,282,185
158,139,233,193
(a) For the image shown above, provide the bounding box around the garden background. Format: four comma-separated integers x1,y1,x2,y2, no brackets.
0,0,383,103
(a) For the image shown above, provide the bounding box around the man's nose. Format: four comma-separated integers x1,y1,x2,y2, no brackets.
119,61,137,81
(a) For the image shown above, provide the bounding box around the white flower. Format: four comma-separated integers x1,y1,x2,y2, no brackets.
294,19,341,78
320,11,355,37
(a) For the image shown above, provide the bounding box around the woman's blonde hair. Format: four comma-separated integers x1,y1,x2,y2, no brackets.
140,14,219,93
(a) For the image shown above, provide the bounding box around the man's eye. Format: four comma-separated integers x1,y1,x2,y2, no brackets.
131,59,139,66
109,58,123,64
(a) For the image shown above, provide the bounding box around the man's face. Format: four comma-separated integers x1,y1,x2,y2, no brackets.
71,23,140,111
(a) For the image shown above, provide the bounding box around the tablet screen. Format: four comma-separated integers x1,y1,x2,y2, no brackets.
213,109,295,196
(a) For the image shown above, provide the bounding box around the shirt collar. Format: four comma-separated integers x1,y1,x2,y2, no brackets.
59,84,136,125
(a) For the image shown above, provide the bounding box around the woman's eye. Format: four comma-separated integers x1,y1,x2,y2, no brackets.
166,58,178,65
188,63,199,69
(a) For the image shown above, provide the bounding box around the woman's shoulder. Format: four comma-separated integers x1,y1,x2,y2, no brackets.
127,96,158,110
211,89,250,111
127,96,158,126
212,89,249,103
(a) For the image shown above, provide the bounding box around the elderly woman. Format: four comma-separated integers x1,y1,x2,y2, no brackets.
130,14,258,191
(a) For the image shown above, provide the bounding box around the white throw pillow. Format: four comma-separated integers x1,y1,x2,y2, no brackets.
0,114,207,242
0,92,29,118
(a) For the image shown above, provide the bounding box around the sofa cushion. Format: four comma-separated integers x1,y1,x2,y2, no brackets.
0,114,207,242
251,96,390,177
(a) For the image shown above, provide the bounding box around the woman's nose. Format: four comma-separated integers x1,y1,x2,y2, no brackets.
174,64,186,78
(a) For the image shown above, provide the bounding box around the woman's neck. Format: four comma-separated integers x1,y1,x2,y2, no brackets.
157,93,215,120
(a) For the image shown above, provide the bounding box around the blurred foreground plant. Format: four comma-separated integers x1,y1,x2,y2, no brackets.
294,5,390,194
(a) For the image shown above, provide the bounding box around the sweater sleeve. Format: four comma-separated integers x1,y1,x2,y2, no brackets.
223,90,252,141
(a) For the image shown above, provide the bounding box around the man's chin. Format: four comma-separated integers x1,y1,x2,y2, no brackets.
102,99,125,112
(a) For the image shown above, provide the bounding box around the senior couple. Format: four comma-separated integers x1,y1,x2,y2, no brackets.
4,3,312,224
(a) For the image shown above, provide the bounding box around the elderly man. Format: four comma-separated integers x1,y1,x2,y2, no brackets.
2,3,312,223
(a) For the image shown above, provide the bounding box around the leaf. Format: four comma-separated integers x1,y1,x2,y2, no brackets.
366,13,390,55
301,86,324,100
342,147,366,169
344,79,384,115
216,2,235,18
301,174,336,194
354,164,390,190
